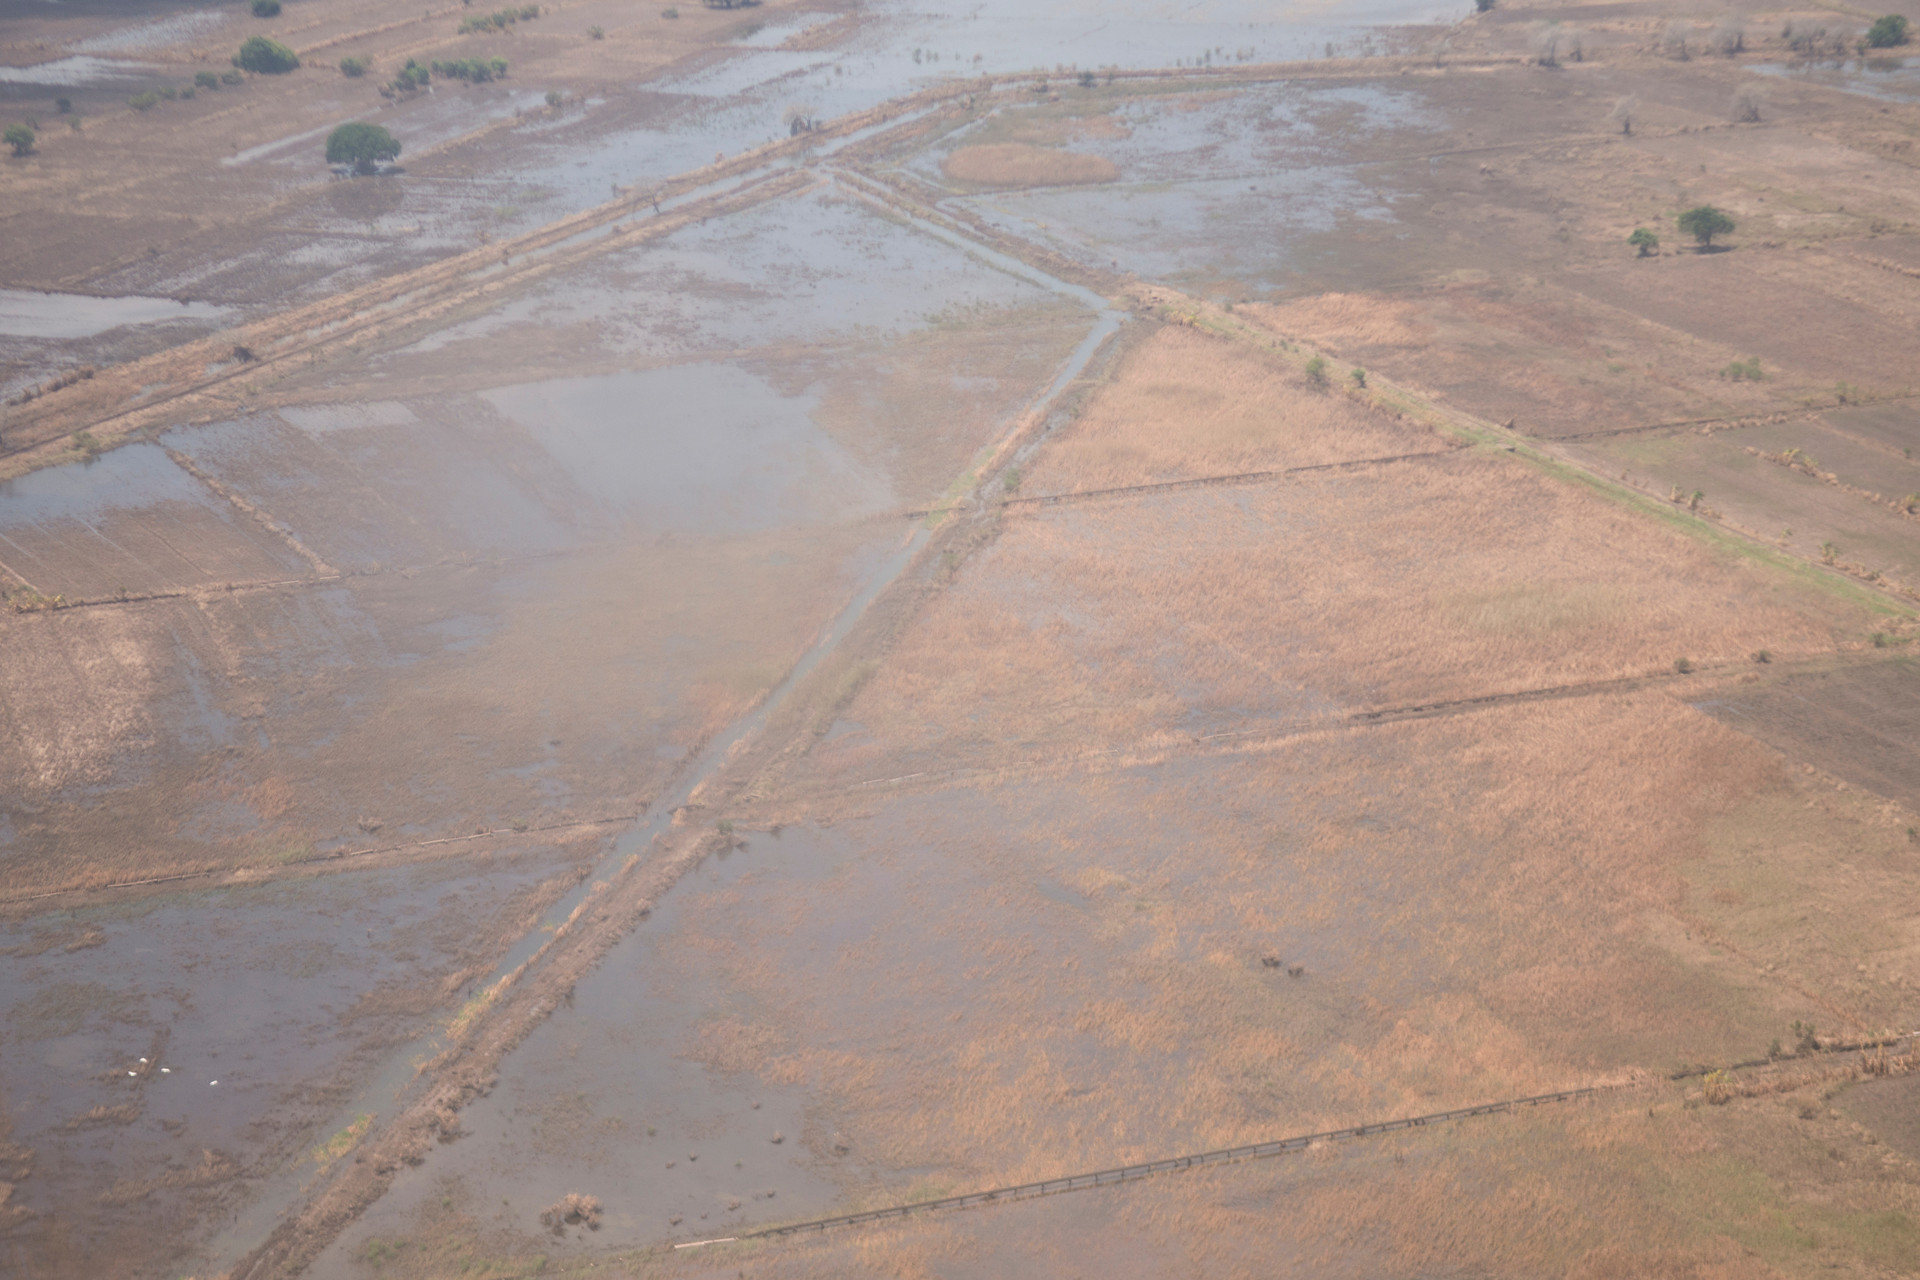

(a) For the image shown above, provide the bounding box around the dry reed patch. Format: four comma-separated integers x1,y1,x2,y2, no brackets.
1018,324,1431,493
1245,292,1434,352
1683,777,1920,1033
941,144,1120,189
809,455,1847,781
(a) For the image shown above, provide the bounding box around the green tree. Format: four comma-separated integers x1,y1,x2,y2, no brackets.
4,124,34,157
1866,15,1909,47
340,56,369,77
1628,227,1659,256
326,122,401,172
234,36,301,74
251,0,282,16
1676,205,1734,248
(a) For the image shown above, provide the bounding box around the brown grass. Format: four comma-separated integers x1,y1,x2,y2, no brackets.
1018,324,1435,493
941,144,1120,189
806,450,1849,783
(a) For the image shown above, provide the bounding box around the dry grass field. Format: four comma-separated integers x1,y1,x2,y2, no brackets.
10,2,1920,1276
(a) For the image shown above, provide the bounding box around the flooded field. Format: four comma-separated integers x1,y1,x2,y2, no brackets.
5,0,1920,1276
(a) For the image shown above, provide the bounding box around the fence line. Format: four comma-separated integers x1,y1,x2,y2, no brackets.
750,1086,1611,1239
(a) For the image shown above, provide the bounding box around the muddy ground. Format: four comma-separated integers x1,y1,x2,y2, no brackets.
5,0,1920,1277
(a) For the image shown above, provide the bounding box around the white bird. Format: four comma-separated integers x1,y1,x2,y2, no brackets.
160,1067,171,1074
128,1070,137,1077
139,1057,148,1064
210,1080,219,1086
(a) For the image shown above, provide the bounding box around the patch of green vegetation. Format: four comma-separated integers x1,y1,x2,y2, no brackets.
234,35,300,74
312,1113,374,1167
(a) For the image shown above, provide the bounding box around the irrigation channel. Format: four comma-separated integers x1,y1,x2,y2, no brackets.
200,162,1125,1279
705,1086,1620,1243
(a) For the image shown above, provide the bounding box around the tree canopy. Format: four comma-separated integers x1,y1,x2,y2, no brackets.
4,124,34,157
234,36,300,74
326,122,401,171
1628,227,1659,257
1867,15,1909,48
1676,205,1735,248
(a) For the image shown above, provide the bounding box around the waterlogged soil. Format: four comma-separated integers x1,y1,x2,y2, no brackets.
0,849,581,1280
320,834,852,1270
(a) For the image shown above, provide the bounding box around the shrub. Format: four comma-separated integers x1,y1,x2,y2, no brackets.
179,85,195,99
1661,20,1690,59
1676,204,1734,248
387,60,430,92
540,1193,602,1233
1866,15,1909,48
545,88,563,106
129,91,160,111
340,56,369,77
55,97,72,113
1303,355,1328,387
4,124,33,156
1673,657,1694,674
326,121,401,170
1529,21,1561,66
1475,0,1495,11
196,70,221,89
430,57,507,81
234,36,301,73
1349,368,1367,388
221,70,244,85
1730,86,1763,123
1722,356,1763,380
1752,648,1770,663
1629,227,1659,256
1709,16,1745,54
1609,94,1638,134
252,0,281,15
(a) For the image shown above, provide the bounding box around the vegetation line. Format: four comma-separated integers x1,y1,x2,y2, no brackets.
1550,390,1920,443
747,1086,1617,1239
1,816,638,907
894,448,1461,518
845,649,1890,796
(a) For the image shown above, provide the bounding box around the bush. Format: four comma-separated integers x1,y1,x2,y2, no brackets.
431,57,507,81
1303,355,1328,387
129,91,160,111
545,89,563,106
4,124,33,156
387,59,430,93
234,36,300,73
221,70,244,85
1628,227,1659,256
55,97,72,113
1608,94,1638,135
252,0,281,15
1674,657,1694,674
1349,368,1367,388
461,5,539,34
1866,15,1909,48
340,56,369,77
1722,357,1763,381
1661,20,1690,59
196,70,221,89
1709,16,1744,54
1676,204,1734,248
1475,0,1495,11
326,121,401,170
1730,86,1763,123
